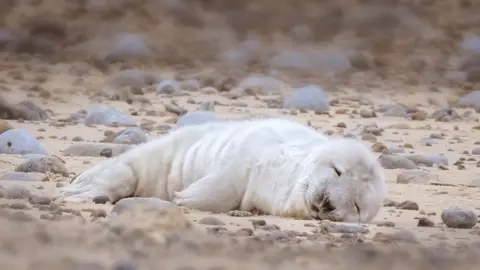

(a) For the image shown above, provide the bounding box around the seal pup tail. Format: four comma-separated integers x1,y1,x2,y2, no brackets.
57,158,137,203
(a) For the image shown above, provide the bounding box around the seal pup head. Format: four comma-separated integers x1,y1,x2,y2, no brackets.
302,138,387,223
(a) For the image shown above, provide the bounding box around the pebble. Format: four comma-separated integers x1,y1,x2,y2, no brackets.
29,195,52,205
111,260,138,270
111,127,148,145
227,210,252,217
0,119,13,135
283,85,329,112
15,155,69,176
441,206,478,229
417,217,435,227
396,200,420,210
72,106,137,127
198,216,226,226
0,172,47,182
396,169,437,185
472,148,480,155
176,111,219,128
93,196,110,204
378,154,418,170
111,197,177,215
156,79,181,95
326,223,369,234
62,143,133,157
236,75,286,95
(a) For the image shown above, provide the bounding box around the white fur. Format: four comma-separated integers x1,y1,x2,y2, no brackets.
59,118,387,223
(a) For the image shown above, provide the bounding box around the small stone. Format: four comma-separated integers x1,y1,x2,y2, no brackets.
441,206,478,229
100,148,113,158
5,185,31,199
376,221,395,227
417,217,434,227
9,203,28,209
29,195,51,205
93,195,110,204
396,170,437,185
379,154,418,170
91,209,107,218
371,142,388,153
359,109,376,118
327,223,369,234
392,229,420,244
198,216,226,226
251,219,267,228
112,260,137,270
396,200,420,210
15,155,69,176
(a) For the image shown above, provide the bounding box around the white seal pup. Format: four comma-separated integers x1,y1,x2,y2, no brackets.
59,118,387,223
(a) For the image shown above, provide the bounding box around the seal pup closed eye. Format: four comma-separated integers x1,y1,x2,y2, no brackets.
58,118,387,223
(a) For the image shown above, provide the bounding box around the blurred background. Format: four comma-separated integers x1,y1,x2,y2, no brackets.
1,0,480,91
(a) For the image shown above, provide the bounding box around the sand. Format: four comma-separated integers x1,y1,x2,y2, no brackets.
1,0,480,269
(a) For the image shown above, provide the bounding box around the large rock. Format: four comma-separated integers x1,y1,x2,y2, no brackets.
283,85,329,111
0,129,47,155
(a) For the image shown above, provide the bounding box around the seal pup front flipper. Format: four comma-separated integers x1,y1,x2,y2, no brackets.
58,158,137,203
172,169,243,213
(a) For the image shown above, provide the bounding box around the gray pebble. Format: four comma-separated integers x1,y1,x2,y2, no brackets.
472,148,480,155
5,185,31,199
62,143,133,157
0,172,47,182
113,127,148,145
327,223,369,234
283,85,329,112
198,216,226,226
73,106,137,127
29,195,52,205
441,206,478,229
156,79,181,95
396,169,438,185
15,155,69,176
111,260,137,270
93,196,110,204
176,111,219,128
379,154,418,170
236,75,285,95
392,229,420,244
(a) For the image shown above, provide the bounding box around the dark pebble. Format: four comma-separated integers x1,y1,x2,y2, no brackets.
29,195,52,205
112,260,137,270
417,217,435,227
93,195,110,204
